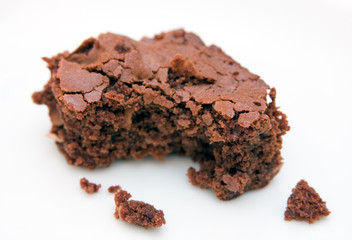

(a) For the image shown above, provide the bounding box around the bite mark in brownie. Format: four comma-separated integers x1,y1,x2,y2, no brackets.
285,180,330,223
114,188,166,229
80,178,101,194
33,29,289,200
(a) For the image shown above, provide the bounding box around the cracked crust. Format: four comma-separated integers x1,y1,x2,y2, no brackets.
33,29,289,200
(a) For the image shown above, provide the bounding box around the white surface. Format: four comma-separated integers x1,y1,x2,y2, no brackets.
1,0,351,239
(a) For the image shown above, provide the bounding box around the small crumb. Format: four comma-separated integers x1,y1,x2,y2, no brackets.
108,185,121,193
285,179,330,224
80,177,101,194
114,188,166,229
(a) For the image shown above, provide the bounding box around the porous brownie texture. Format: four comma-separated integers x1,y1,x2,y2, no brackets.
114,188,166,228
285,180,330,223
33,29,289,200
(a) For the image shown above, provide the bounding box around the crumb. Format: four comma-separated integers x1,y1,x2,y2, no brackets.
285,179,330,223
80,177,101,194
108,185,121,193
114,188,166,229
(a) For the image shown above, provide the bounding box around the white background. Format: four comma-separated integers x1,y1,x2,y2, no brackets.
1,0,351,239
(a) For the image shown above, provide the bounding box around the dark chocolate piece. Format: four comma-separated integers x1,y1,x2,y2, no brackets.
285,180,330,223
80,177,101,194
33,29,289,200
114,189,165,229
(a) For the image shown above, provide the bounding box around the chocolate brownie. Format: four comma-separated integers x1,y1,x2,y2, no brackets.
114,188,165,229
80,178,101,194
285,180,330,223
32,29,289,200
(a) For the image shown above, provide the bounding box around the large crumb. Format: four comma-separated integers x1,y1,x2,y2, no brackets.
114,188,166,229
80,178,101,194
108,185,121,193
285,179,330,223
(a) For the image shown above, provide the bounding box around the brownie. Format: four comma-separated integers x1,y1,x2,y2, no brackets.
80,177,101,194
114,188,165,228
285,180,330,223
108,185,121,193
32,29,289,200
